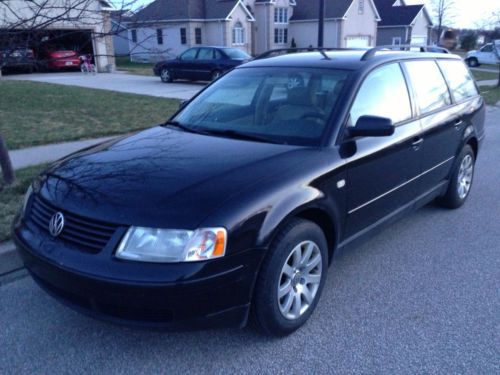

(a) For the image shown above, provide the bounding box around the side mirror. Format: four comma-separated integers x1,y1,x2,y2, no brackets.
349,115,394,137
178,100,188,110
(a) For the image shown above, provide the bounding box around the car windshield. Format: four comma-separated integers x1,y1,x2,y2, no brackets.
223,48,251,59
173,67,350,146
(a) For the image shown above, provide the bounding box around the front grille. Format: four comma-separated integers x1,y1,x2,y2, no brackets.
28,195,118,253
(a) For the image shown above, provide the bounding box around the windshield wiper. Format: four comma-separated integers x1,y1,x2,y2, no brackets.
163,120,204,135
199,128,282,144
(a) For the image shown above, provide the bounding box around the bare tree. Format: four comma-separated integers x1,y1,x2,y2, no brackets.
0,0,152,185
432,0,457,44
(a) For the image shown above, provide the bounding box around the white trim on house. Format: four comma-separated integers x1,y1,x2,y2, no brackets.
226,0,255,22
392,36,402,45
343,0,381,21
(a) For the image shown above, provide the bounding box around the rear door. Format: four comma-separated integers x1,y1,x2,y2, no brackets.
403,59,461,195
342,62,423,238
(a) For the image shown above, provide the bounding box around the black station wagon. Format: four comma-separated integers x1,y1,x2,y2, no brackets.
14,47,485,337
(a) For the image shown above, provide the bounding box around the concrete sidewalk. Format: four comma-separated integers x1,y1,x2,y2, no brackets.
3,72,204,100
9,136,115,170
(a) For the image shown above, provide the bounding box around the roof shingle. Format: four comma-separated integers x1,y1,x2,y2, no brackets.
291,0,354,21
131,0,239,23
373,0,427,26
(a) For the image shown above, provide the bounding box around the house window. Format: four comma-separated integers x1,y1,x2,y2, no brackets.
180,28,187,44
392,37,402,45
232,22,245,45
156,29,163,45
195,28,202,44
131,29,137,43
358,0,365,14
274,8,288,24
274,28,288,44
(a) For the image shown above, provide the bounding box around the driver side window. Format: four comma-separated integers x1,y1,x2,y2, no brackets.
349,63,412,127
181,48,198,60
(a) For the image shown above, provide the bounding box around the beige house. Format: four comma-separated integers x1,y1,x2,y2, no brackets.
0,0,115,71
127,0,381,61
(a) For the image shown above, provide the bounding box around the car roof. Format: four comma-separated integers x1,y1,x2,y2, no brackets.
240,50,463,71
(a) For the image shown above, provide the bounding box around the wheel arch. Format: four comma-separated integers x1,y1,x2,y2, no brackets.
466,136,478,159
263,204,340,266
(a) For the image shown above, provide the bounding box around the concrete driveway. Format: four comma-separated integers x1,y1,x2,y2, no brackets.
1,106,499,374
4,72,204,100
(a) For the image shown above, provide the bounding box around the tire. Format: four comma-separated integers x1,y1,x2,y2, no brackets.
252,218,328,337
160,67,173,83
211,70,222,81
437,145,475,209
467,58,479,67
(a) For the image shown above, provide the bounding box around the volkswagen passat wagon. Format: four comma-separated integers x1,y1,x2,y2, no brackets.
13,48,485,337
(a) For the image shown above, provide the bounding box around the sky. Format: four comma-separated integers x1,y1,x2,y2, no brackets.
405,0,500,29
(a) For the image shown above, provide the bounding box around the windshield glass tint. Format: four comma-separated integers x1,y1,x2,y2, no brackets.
174,67,350,146
223,48,250,59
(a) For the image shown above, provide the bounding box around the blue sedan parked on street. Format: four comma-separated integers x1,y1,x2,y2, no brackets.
153,46,251,83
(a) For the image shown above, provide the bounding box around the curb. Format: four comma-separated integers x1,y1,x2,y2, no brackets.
0,241,23,277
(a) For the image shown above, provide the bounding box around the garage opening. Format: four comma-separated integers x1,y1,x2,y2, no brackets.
0,29,94,73
346,36,371,48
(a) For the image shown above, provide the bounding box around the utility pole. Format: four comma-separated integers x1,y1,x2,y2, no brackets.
318,0,325,47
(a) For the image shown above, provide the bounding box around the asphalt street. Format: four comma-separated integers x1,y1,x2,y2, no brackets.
1,107,499,374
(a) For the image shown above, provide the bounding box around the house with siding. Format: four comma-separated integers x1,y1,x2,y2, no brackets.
374,0,432,46
126,0,381,61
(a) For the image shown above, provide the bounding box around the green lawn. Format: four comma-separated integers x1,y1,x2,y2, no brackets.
0,164,48,242
472,70,499,82
480,85,500,106
115,56,155,76
0,81,179,150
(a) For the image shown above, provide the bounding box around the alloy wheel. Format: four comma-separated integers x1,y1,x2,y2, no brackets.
457,154,473,199
161,69,170,82
277,240,322,320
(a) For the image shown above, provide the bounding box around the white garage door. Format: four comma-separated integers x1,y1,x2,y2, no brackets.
346,36,370,48
411,36,427,46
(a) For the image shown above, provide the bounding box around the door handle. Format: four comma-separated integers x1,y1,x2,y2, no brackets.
411,137,424,150
454,119,464,129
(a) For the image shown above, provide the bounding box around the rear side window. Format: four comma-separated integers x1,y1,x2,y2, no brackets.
404,60,451,115
438,60,478,102
349,63,412,126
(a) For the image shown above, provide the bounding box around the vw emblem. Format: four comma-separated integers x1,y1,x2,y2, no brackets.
49,212,65,237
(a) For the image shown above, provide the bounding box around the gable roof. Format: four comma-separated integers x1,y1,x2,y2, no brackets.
374,0,430,27
131,0,244,23
291,0,353,20
291,0,380,21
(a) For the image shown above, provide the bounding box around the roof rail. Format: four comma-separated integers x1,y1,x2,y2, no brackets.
361,45,450,61
254,47,367,60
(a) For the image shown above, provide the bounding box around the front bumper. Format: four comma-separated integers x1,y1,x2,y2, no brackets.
13,222,265,330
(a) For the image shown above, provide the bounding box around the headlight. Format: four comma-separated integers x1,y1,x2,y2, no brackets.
21,185,33,217
115,227,227,263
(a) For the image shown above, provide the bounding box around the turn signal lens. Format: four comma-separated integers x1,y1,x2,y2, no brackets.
116,227,227,263
185,228,227,261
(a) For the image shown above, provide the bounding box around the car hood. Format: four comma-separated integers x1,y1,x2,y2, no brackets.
39,126,303,229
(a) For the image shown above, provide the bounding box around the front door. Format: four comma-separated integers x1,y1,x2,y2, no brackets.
342,62,423,238
177,48,199,79
477,44,498,65
194,48,217,80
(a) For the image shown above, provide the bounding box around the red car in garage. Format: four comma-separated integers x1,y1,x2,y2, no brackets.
38,47,81,70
